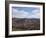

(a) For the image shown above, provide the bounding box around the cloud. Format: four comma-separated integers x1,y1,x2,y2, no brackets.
32,9,40,13
12,8,40,18
25,9,40,18
12,9,28,18
31,9,40,18
33,9,40,18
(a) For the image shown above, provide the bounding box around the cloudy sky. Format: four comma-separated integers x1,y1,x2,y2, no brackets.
12,7,40,18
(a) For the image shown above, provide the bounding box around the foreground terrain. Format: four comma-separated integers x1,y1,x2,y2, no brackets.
12,18,40,31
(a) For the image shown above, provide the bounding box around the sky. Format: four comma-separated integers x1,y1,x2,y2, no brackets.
12,7,40,18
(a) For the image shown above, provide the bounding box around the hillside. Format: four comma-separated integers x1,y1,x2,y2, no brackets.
12,18,40,31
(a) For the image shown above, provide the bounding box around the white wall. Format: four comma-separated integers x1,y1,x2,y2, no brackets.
0,0,46,38
0,0,5,38
7,0,45,2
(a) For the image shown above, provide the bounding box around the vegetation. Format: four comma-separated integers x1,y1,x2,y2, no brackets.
12,18,40,31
